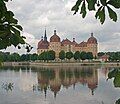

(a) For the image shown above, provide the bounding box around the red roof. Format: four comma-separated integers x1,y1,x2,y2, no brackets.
75,43,80,47
61,38,72,45
50,30,60,42
38,39,49,49
100,54,109,59
87,33,97,44
79,41,87,47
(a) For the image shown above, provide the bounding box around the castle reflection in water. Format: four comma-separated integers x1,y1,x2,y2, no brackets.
37,67,99,98
1,66,110,98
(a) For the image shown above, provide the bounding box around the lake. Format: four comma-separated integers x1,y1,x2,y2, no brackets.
0,66,120,104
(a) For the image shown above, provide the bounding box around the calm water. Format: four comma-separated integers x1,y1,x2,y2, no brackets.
0,66,120,104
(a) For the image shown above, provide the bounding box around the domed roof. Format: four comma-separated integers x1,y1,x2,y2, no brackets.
38,39,49,49
87,33,97,44
50,30,60,42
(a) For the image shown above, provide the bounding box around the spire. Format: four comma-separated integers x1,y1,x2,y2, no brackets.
41,36,43,40
73,38,75,42
54,30,56,35
91,33,93,37
44,28,47,41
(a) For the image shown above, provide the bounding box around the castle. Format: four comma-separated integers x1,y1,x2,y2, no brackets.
37,29,98,58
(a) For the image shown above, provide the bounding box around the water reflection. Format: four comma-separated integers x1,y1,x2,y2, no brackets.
0,66,120,104
37,67,98,97
2,83,14,92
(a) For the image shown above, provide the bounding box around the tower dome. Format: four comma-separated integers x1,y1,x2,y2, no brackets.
50,30,60,42
38,29,49,49
87,33,97,44
38,40,49,49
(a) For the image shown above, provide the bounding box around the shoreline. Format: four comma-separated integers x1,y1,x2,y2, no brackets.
2,62,120,68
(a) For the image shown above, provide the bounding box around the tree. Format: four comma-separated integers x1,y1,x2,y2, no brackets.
0,0,33,52
20,54,26,61
0,0,25,48
59,50,65,61
74,51,80,61
98,52,105,57
31,53,38,61
66,52,73,61
72,0,120,24
48,50,55,61
0,52,4,62
86,52,93,61
9,53,20,62
80,51,87,61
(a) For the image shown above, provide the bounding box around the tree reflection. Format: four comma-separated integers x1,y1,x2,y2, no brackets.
107,68,120,104
2,83,14,92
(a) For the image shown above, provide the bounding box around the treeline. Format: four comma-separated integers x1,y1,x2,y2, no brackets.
0,51,94,62
98,52,120,61
0,52,38,62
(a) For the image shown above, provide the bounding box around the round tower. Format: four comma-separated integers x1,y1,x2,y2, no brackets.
49,30,61,58
87,33,98,57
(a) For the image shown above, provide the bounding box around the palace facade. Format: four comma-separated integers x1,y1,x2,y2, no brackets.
37,29,98,58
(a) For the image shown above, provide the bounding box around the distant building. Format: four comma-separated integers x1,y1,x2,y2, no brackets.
100,54,109,62
37,29,98,58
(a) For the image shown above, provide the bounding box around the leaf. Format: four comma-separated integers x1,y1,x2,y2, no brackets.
95,6,105,24
116,98,120,104
108,69,118,79
0,38,11,49
100,0,107,6
86,0,96,10
107,6,117,22
3,0,9,2
14,25,23,31
10,26,20,36
114,72,120,87
80,1,86,18
10,33,20,47
71,0,82,14
107,0,120,9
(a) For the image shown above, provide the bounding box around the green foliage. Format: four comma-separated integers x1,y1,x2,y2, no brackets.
86,52,93,60
9,53,20,61
116,98,120,104
108,68,120,87
59,50,65,61
98,52,120,61
20,54,26,61
72,0,120,24
31,53,38,61
0,0,33,52
97,52,105,57
74,51,80,60
66,52,73,60
0,0,25,49
48,50,55,60
38,51,55,61
108,68,120,104
80,51,87,61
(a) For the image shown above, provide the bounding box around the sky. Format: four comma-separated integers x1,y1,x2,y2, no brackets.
2,0,120,54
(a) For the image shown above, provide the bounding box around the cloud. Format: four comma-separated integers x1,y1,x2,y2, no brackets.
4,0,120,53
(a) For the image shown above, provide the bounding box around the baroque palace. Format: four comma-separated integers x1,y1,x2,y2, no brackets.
37,29,98,58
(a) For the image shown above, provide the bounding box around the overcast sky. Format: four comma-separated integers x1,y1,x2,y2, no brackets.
2,0,120,54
